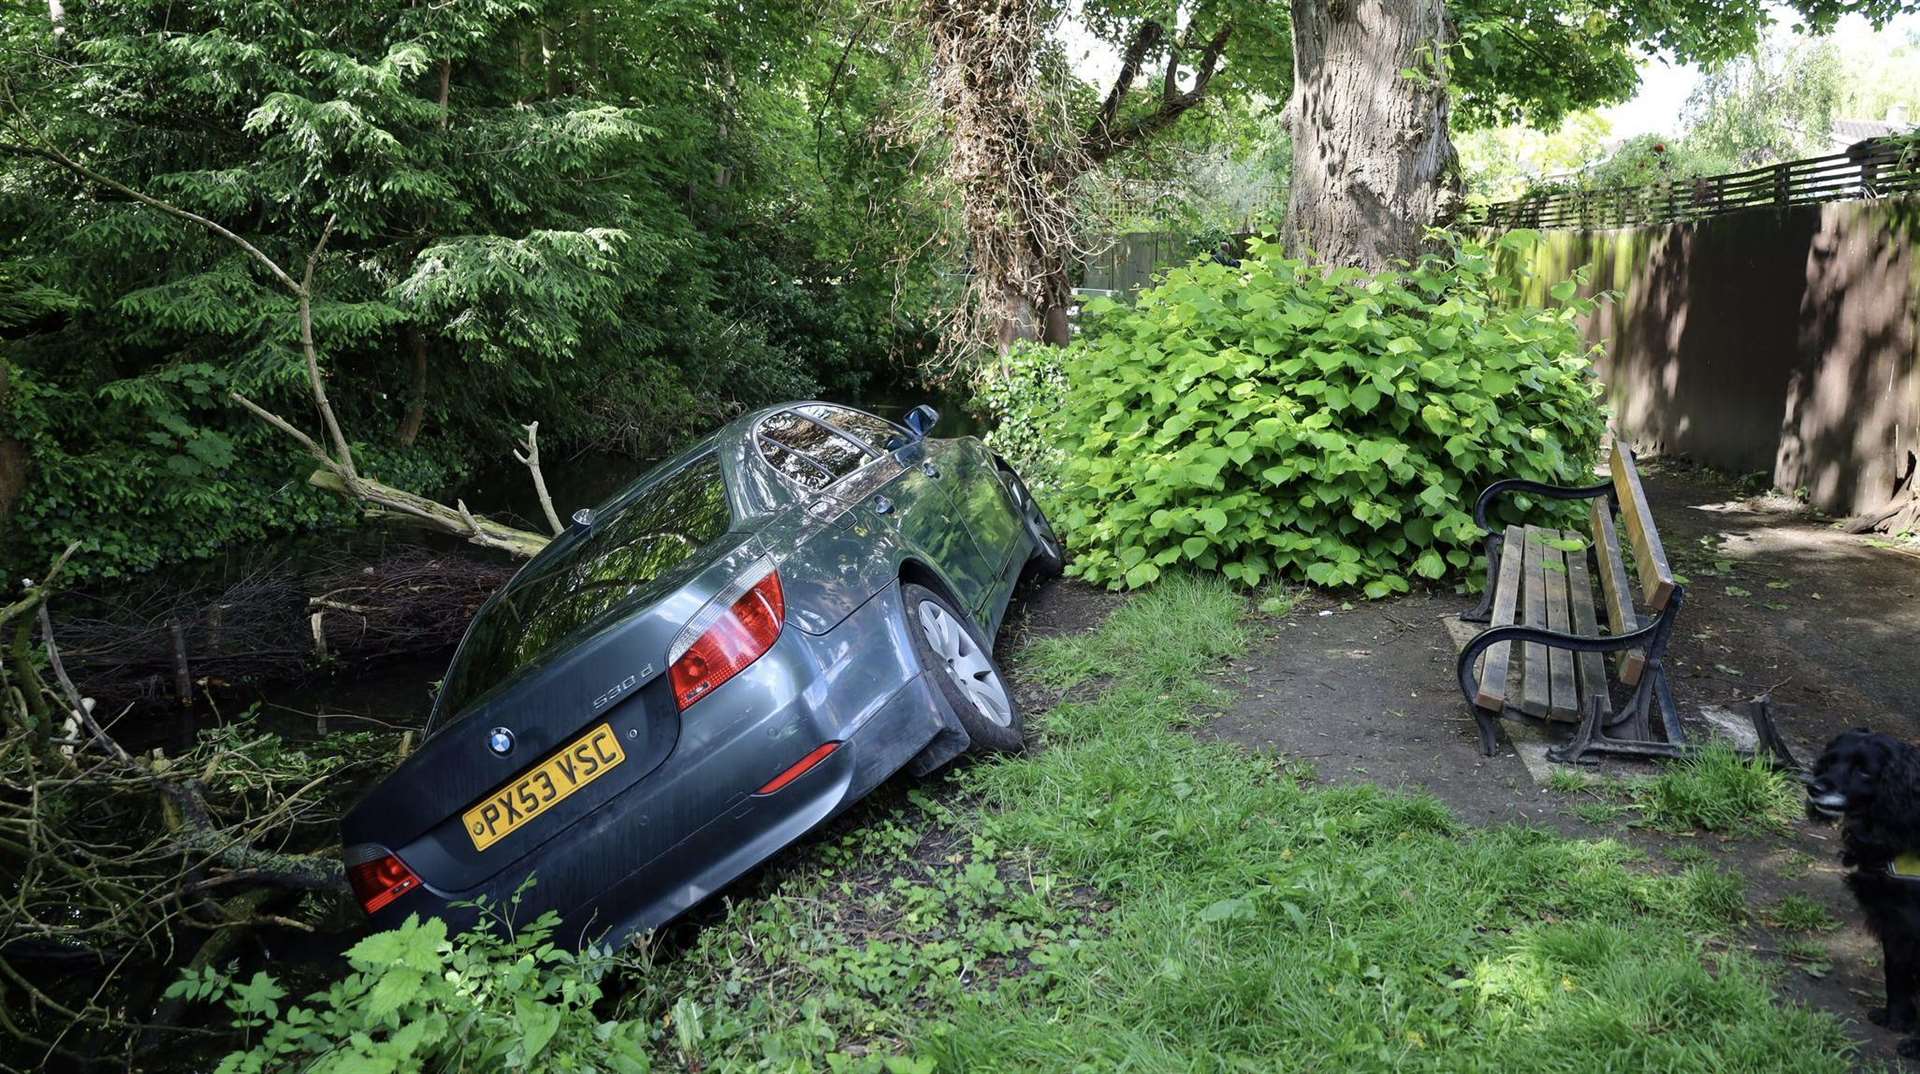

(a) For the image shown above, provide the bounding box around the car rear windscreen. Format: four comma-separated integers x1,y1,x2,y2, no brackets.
435,454,733,722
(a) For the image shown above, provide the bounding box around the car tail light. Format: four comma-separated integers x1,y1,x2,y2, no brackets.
668,560,784,710
756,741,841,795
347,851,420,915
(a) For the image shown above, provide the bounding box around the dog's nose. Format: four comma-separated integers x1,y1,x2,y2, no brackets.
1808,779,1834,796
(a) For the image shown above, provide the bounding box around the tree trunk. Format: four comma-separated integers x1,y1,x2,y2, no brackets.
921,0,1079,355
1285,0,1462,271
397,327,428,446
0,361,25,529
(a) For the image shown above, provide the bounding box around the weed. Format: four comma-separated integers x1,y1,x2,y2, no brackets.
1256,583,1302,618
1765,894,1840,933
1574,801,1634,825
1668,865,1750,929
1547,768,1594,794
1777,851,1818,879
1666,845,1715,868
1783,937,1831,964
1634,742,1803,835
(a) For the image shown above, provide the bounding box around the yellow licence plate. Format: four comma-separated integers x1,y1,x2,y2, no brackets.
464,723,626,852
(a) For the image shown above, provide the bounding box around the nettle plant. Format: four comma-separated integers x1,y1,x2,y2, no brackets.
170,905,652,1073
1051,230,1607,593
973,341,1071,499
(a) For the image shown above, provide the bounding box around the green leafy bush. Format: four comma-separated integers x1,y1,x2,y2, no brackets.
169,908,652,1073
973,341,1070,497
1048,231,1606,592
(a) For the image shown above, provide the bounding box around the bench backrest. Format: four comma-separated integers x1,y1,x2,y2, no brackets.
1608,441,1675,611
1586,441,1673,687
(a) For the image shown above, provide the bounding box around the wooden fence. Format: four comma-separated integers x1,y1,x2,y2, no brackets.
1079,232,1189,296
1459,137,1920,231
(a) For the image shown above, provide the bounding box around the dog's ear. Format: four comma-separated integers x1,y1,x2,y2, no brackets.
1865,736,1898,774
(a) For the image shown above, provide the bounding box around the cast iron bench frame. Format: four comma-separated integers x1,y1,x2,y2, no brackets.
1453,441,1796,767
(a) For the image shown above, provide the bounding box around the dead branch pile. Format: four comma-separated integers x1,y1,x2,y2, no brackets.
303,550,512,663
49,550,511,714
2,547,399,1068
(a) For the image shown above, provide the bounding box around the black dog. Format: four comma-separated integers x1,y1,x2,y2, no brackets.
1809,728,1920,1056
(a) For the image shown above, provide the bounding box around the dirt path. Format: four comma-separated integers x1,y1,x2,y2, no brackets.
1180,461,1920,1068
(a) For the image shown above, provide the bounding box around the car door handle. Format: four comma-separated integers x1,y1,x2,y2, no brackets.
921,462,940,478
871,495,894,515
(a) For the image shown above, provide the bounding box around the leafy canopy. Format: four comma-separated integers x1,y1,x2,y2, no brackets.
0,0,939,579
1035,231,1607,593
1450,0,1920,130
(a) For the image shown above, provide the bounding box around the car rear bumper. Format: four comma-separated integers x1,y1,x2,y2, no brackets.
364,581,952,946
569,667,948,942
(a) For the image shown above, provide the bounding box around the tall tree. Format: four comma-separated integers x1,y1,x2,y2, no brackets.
1285,0,1459,269
919,0,1289,353
1284,0,1920,270
0,0,932,578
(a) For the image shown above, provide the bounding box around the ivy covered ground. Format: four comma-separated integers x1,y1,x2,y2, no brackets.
186,569,1880,1073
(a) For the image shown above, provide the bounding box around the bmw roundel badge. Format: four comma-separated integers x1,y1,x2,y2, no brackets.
486,727,515,756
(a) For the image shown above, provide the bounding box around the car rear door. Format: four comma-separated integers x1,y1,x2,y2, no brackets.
763,406,996,622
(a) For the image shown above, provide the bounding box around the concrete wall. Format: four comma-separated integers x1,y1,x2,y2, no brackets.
1516,199,1920,517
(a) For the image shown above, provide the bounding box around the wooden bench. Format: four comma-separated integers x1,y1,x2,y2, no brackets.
1454,441,1796,766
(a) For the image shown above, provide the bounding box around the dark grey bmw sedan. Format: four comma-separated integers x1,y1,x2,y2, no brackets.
340,401,1060,945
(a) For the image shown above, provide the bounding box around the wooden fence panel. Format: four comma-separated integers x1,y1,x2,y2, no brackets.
1460,138,1918,231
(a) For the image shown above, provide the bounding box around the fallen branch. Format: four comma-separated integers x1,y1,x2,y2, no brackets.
515,420,565,536
306,469,549,558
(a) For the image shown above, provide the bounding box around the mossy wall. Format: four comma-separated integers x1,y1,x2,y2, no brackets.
1510,199,1920,516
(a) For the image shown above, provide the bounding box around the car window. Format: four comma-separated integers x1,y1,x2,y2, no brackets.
799,404,907,454
756,434,835,492
434,453,732,723
758,410,872,489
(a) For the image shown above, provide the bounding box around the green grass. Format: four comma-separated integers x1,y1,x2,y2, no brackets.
1665,845,1716,868
630,575,1858,1073
1542,744,1803,837
1635,742,1804,835
1546,768,1595,795
1764,894,1841,934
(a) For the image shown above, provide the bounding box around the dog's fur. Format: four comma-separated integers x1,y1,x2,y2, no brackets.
1810,729,1920,1056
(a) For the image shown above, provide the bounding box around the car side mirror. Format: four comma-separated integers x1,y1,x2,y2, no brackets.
904,404,939,440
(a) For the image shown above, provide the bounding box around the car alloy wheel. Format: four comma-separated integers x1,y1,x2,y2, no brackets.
916,600,1013,728
1001,467,1064,575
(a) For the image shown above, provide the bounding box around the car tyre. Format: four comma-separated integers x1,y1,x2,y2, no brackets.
999,465,1064,578
902,583,1024,753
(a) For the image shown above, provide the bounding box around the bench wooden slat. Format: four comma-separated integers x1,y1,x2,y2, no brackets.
1536,527,1580,721
1474,524,1526,710
1561,529,1612,720
1518,526,1552,718
1610,441,1675,610
1589,497,1648,685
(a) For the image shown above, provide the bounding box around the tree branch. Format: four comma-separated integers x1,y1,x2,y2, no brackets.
1161,27,1182,103
1082,24,1233,166
513,421,564,536
1091,20,1165,146
298,215,354,478
0,142,299,294
228,392,335,470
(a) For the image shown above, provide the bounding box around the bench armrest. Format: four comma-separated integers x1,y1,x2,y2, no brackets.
1472,478,1613,533
1455,609,1672,712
